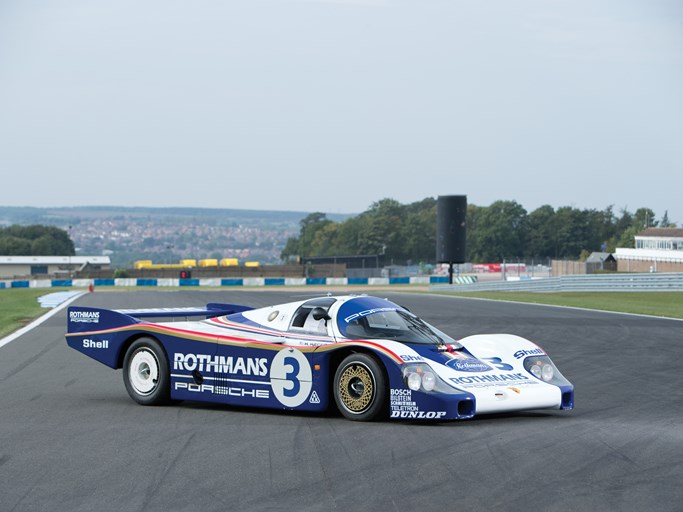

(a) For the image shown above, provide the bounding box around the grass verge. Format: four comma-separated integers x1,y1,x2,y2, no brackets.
434,291,683,319
0,289,56,339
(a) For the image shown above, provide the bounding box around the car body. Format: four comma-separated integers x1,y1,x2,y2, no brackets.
65,294,574,421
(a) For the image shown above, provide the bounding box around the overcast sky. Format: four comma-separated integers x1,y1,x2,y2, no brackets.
1,0,681,223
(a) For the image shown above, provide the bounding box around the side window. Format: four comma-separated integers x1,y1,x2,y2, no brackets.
289,298,336,335
291,308,310,328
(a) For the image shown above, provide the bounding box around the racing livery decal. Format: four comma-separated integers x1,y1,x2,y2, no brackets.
445,356,492,373
70,310,100,323
450,372,537,389
269,348,312,407
389,389,447,419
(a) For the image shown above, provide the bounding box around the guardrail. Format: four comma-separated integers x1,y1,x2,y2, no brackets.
431,272,683,292
3,273,680,292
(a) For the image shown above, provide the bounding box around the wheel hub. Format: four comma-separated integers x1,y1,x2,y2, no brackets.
129,349,159,396
338,363,374,413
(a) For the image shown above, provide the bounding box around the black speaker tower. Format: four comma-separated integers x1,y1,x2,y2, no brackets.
436,195,467,284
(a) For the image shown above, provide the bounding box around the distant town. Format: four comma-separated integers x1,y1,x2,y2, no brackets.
0,206,350,268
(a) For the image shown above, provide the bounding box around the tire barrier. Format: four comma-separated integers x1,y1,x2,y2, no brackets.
0,275,478,290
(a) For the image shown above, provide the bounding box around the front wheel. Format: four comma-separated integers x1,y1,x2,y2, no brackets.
123,337,170,405
333,353,387,421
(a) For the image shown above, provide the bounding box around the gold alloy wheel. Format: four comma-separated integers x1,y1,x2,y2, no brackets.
337,362,375,413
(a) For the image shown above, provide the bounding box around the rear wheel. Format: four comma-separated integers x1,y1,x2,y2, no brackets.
123,337,170,405
334,353,387,421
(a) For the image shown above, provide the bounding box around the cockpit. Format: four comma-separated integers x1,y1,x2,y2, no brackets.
289,297,336,335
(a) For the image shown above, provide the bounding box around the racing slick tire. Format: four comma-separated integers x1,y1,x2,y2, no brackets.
334,353,387,421
123,337,171,406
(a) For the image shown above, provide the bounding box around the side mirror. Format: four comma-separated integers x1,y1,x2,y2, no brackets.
311,307,331,322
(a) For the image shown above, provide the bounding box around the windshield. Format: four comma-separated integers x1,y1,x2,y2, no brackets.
344,309,456,345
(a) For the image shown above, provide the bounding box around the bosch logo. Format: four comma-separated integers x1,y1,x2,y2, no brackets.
391,389,412,396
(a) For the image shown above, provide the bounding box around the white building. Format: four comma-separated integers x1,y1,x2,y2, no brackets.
615,228,683,272
0,255,111,279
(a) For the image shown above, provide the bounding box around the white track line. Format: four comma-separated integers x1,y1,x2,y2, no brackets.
0,292,87,349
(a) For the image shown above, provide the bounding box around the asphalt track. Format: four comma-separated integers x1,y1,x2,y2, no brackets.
1,290,682,512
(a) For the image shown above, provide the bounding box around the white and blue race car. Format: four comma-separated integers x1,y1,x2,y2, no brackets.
66,294,574,421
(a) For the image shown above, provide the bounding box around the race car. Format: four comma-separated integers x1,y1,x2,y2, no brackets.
65,294,574,421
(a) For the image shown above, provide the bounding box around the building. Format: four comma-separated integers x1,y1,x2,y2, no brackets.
301,254,384,279
0,255,111,279
615,228,683,272
585,252,617,272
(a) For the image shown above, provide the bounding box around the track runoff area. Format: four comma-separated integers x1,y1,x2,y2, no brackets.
1,289,681,512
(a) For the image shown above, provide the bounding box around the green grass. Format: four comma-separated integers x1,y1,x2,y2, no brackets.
435,291,683,319
0,288,57,338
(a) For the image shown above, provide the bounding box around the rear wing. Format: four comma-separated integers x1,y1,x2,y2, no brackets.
67,302,253,334
114,303,253,319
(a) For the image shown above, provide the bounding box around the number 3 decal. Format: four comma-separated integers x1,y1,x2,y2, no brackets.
483,357,514,371
270,348,312,407
282,356,301,398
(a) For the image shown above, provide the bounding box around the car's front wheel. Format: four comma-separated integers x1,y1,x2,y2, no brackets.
123,337,170,405
333,353,387,421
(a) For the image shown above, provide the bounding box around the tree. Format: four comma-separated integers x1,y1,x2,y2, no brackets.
339,198,405,261
330,216,364,256
660,210,676,228
31,235,59,255
280,212,331,261
525,205,556,258
616,207,658,248
551,207,606,259
632,208,658,230
0,235,32,255
466,204,484,262
401,199,437,263
309,222,340,256
471,200,527,262
616,226,640,249
0,225,74,256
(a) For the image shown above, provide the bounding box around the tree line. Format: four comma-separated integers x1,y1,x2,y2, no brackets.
281,198,676,265
0,225,75,256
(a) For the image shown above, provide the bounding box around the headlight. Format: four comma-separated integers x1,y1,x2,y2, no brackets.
530,363,542,379
401,363,451,393
406,371,422,391
524,356,570,386
422,372,436,392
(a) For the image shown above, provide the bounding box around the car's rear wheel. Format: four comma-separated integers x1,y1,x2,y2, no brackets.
123,337,170,405
334,353,387,421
